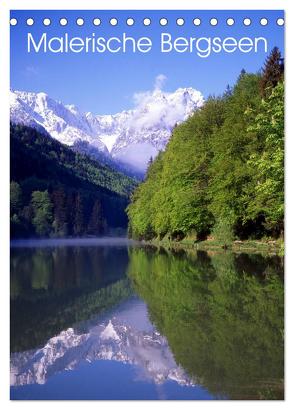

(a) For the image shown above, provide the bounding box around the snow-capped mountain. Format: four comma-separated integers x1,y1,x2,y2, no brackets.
10,90,108,153
11,303,195,388
10,87,204,174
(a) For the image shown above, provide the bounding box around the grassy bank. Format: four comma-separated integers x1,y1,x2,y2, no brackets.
142,237,284,256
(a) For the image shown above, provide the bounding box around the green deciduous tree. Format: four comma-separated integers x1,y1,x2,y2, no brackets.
31,190,53,236
246,81,284,235
10,181,22,214
208,73,262,236
128,50,284,241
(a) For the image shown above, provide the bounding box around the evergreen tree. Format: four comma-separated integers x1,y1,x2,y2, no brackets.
52,188,68,236
237,68,246,82
66,192,76,235
260,47,284,96
88,199,104,235
10,181,22,214
73,193,84,236
224,84,233,97
10,123,135,238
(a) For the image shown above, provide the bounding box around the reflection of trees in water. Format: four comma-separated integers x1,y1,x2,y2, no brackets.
11,246,129,298
10,246,131,352
128,247,284,400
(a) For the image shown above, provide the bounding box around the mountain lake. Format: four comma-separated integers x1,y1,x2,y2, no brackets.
10,238,284,400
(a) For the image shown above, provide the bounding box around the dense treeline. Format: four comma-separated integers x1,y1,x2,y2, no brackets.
127,48,284,242
10,124,137,238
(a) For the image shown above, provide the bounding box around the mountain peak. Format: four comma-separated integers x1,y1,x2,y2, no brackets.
10,86,204,174
11,310,195,388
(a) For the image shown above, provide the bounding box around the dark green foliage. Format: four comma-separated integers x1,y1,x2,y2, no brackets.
51,188,68,236
10,181,22,214
128,50,284,242
10,181,24,237
260,47,284,97
10,124,137,238
31,191,53,236
88,199,105,234
73,192,85,236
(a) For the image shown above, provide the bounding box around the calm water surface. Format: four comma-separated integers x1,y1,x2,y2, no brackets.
10,238,284,400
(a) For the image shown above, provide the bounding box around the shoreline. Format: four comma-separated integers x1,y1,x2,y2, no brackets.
141,238,284,256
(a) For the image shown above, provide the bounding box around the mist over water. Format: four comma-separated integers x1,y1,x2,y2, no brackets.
10,236,135,248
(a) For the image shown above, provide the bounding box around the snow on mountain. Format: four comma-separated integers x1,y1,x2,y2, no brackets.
10,85,204,174
10,90,109,153
110,87,204,172
10,310,195,388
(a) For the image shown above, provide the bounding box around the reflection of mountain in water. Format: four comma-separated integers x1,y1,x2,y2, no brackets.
10,243,133,352
11,301,194,388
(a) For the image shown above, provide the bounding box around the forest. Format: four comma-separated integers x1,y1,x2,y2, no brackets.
10,124,137,238
127,48,284,244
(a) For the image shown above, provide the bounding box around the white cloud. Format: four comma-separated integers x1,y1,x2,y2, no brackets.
154,74,167,90
24,65,39,76
128,74,201,133
132,73,167,106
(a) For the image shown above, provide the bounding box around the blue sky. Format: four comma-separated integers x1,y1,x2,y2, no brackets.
10,10,284,114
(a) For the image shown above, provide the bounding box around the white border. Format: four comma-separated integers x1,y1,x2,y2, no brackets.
1,0,290,10
0,1,293,409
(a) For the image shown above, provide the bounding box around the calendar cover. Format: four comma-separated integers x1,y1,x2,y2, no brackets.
10,10,284,400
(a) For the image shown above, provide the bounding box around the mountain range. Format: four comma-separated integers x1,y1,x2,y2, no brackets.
10,87,204,175
11,301,195,388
